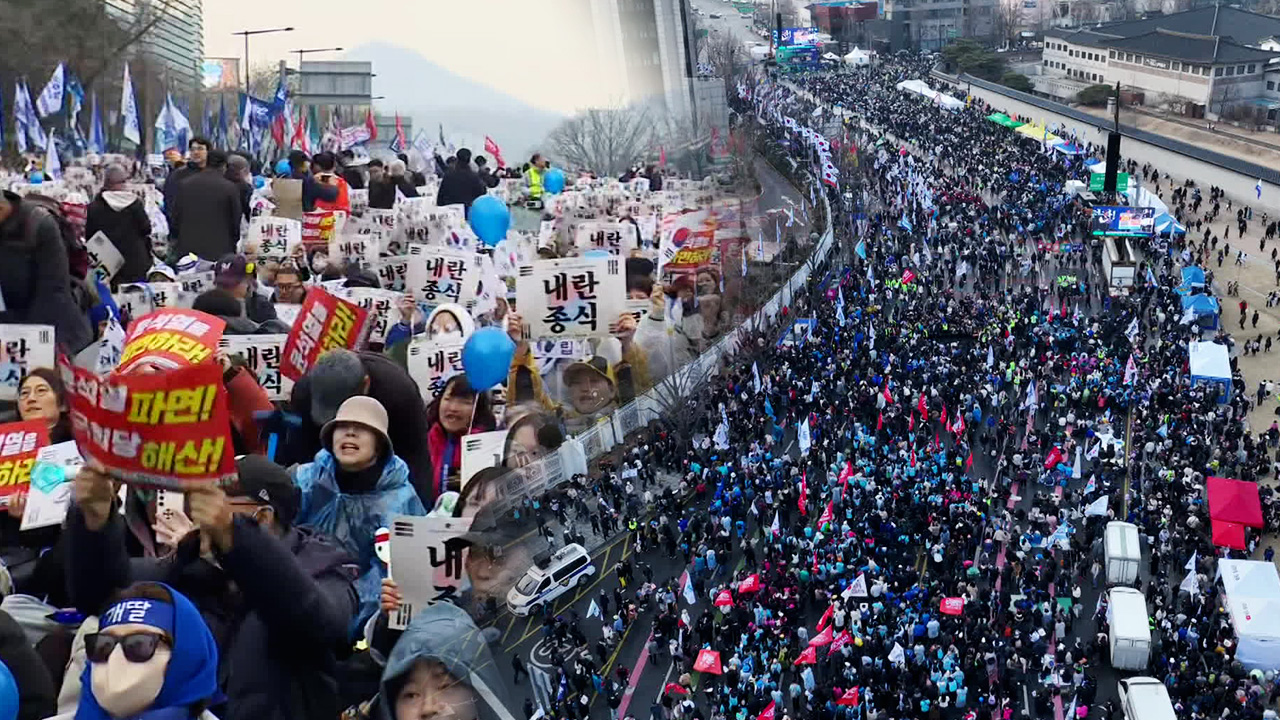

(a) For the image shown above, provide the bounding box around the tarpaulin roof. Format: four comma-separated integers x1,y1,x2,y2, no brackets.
1014,124,1060,143
986,113,1023,128
1182,266,1206,286
1180,293,1219,315
1051,141,1087,155
1207,476,1264,528
1213,518,1248,549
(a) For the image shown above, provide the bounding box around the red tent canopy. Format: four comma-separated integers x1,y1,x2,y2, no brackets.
1212,519,1248,550
1207,476,1264,528
693,649,723,675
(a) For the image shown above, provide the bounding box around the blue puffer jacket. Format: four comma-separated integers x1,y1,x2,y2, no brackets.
293,450,426,635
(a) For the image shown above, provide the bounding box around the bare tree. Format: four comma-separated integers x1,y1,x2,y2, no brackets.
545,105,659,176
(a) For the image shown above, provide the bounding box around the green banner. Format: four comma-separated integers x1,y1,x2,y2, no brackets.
1089,172,1129,193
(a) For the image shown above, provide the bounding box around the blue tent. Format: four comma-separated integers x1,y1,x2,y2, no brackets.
1052,141,1086,155
1180,293,1219,329
1155,212,1186,236
1181,267,1206,287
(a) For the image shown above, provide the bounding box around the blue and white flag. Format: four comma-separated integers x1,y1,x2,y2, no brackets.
154,93,191,152
12,83,26,154
682,573,697,605
1023,379,1038,409
35,63,65,118
1257,179,1263,200
855,238,867,260
798,418,812,455
18,81,47,151
587,599,601,618
898,215,912,233
44,129,61,180
836,300,846,326
120,64,141,145
752,361,761,394
240,93,274,133
66,74,86,153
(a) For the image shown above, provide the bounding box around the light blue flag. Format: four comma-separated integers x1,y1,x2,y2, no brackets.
855,239,867,260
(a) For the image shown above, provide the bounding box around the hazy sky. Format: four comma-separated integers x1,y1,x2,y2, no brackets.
203,0,619,113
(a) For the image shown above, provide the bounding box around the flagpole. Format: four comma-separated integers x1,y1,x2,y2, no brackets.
1121,406,1134,518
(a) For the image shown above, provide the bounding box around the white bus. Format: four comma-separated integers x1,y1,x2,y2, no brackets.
1102,236,1139,296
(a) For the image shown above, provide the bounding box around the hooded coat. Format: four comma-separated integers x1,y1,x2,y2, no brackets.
376,603,517,720
86,190,153,287
0,196,93,354
292,450,426,634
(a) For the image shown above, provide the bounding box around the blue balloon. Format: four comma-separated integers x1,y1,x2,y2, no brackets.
253,175,266,189
0,660,16,720
467,195,510,247
275,159,292,176
543,167,566,195
28,171,44,184
461,326,515,391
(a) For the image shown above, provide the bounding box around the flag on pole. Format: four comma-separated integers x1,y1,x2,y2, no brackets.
817,501,834,528
35,63,65,118
1257,179,1264,200
65,74,85,151
659,145,666,167
770,511,780,537
587,599,602,618
855,238,866,260
683,573,697,604
121,64,141,146
484,135,506,168
1085,496,1109,516
752,361,761,394
13,83,27,154
798,418,811,455
850,573,868,596
1125,355,1138,384
1180,567,1199,594
1023,379,1038,409
44,129,61,179
390,112,406,154
1186,551,1198,572
798,471,808,516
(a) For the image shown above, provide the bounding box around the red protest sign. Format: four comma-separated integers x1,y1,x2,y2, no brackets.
280,288,370,382
0,420,49,502
940,597,965,616
117,309,225,374
62,357,236,490
302,209,345,248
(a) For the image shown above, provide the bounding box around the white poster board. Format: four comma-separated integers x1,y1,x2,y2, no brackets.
0,325,55,401
515,257,626,339
406,246,479,308
85,232,124,283
406,338,466,401
218,334,293,401
387,515,472,630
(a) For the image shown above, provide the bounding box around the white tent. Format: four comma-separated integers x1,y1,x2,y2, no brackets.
895,79,964,111
1188,340,1231,403
1123,185,1169,215
844,47,871,65
1220,559,1280,670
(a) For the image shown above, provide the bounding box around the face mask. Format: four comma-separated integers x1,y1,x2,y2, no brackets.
432,329,464,343
91,637,170,718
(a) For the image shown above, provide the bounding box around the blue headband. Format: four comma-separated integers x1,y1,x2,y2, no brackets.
99,599,175,636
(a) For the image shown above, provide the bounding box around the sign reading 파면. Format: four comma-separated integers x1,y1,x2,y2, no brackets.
247,216,303,261
61,358,237,491
117,309,225,375
0,325,56,402
280,288,370,382
0,420,50,504
516,257,626,339
406,246,479,308
406,338,465,401
218,334,292,401
85,232,124,283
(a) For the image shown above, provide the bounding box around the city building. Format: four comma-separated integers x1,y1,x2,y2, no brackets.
374,113,414,153
585,0,697,119
104,0,203,91
1039,6,1280,121
808,1,881,50
809,0,997,51
293,60,374,125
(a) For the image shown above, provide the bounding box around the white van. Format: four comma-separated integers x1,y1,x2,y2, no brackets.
1108,587,1152,671
1118,677,1176,720
507,543,596,616
1105,521,1142,586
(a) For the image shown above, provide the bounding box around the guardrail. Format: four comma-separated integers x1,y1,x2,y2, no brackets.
941,71,1280,186
502,176,838,503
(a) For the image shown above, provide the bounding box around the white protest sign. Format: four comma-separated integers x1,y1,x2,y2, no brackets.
362,208,402,255
218,334,293,401
406,338,465,401
387,515,472,630
572,221,631,256
516,257,626,339
349,188,369,217
20,441,84,531
345,288,402,345
95,318,126,375
406,246,479,308
371,255,411,293
273,303,302,330
461,430,508,490
85,232,124,283
329,227,380,268
0,325,55,402
624,299,652,324
247,216,302,261
116,284,155,320
143,282,195,309
176,271,214,296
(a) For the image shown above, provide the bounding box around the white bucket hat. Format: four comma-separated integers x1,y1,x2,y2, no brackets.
321,396,394,456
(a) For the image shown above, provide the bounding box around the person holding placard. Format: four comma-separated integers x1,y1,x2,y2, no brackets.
85,165,152,287
424,375,497,504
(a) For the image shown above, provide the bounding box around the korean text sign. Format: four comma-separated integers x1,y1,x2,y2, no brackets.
0,420,49,502
247,217,303,261
406,338,465,401
405,246,479,308
516,257,626,339
61,358,236,490
0,325,56,402
117,309,226,375
218,335,292,401
280,288,370,382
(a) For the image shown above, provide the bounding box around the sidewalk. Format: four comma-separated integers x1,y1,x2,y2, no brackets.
1074,104,1280,172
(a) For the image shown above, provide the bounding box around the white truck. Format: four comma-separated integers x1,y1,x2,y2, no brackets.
1105,521,1142,586
1117,677,1176,720
1108,587,1152,671
1102,236,1139,296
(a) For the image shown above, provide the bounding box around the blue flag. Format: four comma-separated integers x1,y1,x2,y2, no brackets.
855,239,866,260
217,96,228,149
764,398,775,419
88,92,105,154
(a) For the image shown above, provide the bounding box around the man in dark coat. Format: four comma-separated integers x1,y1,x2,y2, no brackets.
85,164,152,287
435,147,487,210
278,349,431,493
161,136,209,226
66,455,359,720
170,149,243,261
0,190,93,353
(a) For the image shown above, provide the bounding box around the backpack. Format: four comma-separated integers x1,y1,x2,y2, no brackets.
23,194,90,280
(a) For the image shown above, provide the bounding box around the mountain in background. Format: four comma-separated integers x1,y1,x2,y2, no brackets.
343,43,564,162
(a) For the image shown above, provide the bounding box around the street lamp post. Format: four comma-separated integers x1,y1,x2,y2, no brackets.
292,47,345,70
233,27,296,91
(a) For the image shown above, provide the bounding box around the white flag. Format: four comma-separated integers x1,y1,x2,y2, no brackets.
714,420,729,450
44,129,61,180
1023,379,1038,410
798,418,811,455
1179,568,1199,595
770,511,780,537
850,572,868,597
1124,355,1137,385
752,361,761,394
888,642,905,664
121,63,141,145
1125,317,1139,342
587,599,602,618
35,63,65,117
682,573,697,605
13,83,28,154
1084,496,1109,517
986,345,994,369
1072,446,1082,480
1185,551,1197,572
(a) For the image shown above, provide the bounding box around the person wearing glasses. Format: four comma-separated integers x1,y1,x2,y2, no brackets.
65,455,359,720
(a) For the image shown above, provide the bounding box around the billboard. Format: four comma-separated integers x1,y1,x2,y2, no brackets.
776,46,820,71
201,58,240,91
1091,206,1154,237
773,27,821,47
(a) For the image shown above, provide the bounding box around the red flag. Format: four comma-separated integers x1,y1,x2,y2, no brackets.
798,471,807,516
908,412,915,431
940,405,947,428
364,107,378,142
664,683,689,695
876,412,883,431
830,630,852,654
659,145,667,167
713,590,734,609
817,501,834,528
1044,446,1064,469
902,268,916,284
883,385,893,404
809,625,834,646
795,646,818,665
917,393,927,419
817,604,834,632
910,449,917,468
738,574,762,593
693,648,723,674
839,461,852,493
758,700,777,720
953,414,966,435
291,107,308,152
270,112,286,149
940,597,965,615
484,135,506,168
393,112,407,152
836,687,860,706
966,451,974,471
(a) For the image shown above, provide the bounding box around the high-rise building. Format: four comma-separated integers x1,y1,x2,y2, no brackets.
104,0,204,91
587,0,697,119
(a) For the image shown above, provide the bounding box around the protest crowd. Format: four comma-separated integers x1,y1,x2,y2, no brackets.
0,45,1274,720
